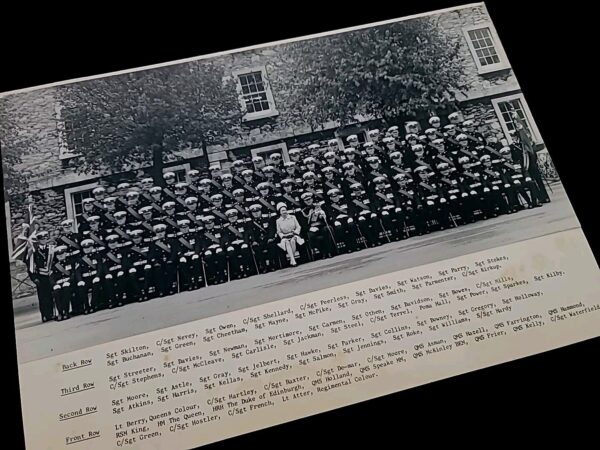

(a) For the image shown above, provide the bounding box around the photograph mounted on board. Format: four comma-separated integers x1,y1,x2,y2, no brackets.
1,3,577,363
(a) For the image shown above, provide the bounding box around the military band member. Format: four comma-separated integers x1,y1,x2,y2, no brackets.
341,161,366,194
435,162,471,226
186,171,201,195
300,192,334,259
348,182,379,247
448,112,462,125
29,231,56,322
460,119,486,145
125,190,144,226
116,183,132,209
455,133,482,161
382,136,398,154
322,151,342,171
363,156,389,190
479,155,510,216
197,179,216,207
57,219,81,263
161,201,180,236
283,162,303,187
405,121,421,136
201,194,225,227
230,161,248,188
50,245,76,320
392,172,427,236
173,182,190,212
424,127,439,145
371,176,402,241
288,148,302,165
139,206,160,242
303,156,321,175
252,156,267,176
113,211,133,242
262,165,282,191
162,172,178,200
307,144,324,162
388,125,401,146
321,166,344,198
327,138,341,155
498,146,541,209
429,116,443,133
342,147,360,167
269,152,285,176
414,166,452,230
79,198,97,233
198,215,228,285
410,144,432,171
280,179,303,215
149,224,179,296
256,182,280,218
220,174,237,201
457,156,488,221
175,219,204,290
208,165,224,191
240,169,262,199
227,189,252,218
222,209,254,280
247,204,279,273
91,186,107,215
103,234,130,308
509,129,550,203
388,151,413,186
80,215,106,248
101,196,118,235
178,196,205,228
127,229,153,301
325,188,360,252
148,186,166,216
428,138,458,168
346,134,361,151
76,238,104,313
139,177,156,206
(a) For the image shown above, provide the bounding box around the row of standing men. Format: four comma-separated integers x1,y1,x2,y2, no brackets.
26,114,551,322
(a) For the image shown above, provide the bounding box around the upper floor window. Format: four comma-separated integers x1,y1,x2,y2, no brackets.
463,23,510,74
233,66,279,122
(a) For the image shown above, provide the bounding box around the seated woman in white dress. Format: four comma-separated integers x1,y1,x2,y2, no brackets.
275,202,304,266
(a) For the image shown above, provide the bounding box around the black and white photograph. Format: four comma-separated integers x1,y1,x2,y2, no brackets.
2,3,579,363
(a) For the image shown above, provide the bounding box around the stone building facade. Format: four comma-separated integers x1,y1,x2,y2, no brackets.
3,4,543,298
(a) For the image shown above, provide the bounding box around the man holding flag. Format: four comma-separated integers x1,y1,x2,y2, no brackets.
11,202,57,322
509,111,551,204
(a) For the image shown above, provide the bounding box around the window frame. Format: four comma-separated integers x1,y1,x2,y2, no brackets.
463,23,510,75
64,182,99,232
55,103,82,161
491,93,542,144
232,66,279,122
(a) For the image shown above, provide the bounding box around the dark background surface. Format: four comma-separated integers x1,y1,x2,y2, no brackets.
1,1,597,448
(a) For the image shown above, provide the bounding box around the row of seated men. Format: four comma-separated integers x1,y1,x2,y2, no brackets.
31,114,550,322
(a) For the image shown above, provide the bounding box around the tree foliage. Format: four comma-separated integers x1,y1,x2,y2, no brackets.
59,60,243,182
274,17,468,127
0,99,31,199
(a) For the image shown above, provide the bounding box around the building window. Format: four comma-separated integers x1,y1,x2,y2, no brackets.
468,28,500,66
55,103,83,160
64,182,99,232
492,94,542,144
233,66,279,121
463,23,510,74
